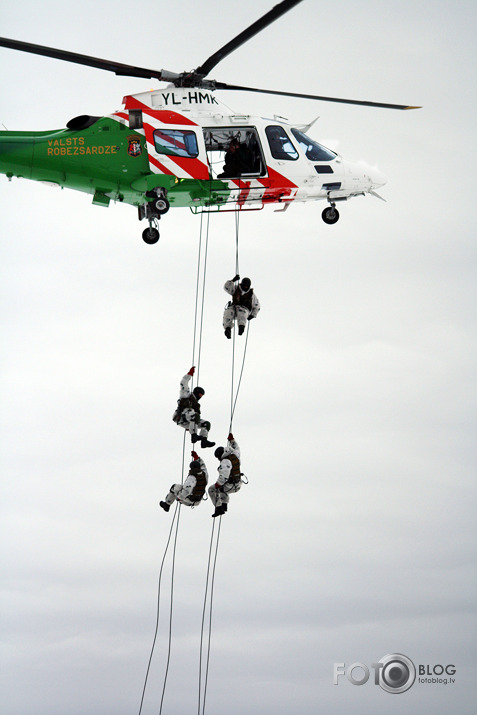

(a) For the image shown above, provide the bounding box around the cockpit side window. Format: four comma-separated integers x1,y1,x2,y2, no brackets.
153,128,199,157
265,126,299,160
290,128,336,162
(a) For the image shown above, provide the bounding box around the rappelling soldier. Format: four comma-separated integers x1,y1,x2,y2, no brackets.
223,275,260,339
160,451,209,511
172,366,215,448
208,433,242,517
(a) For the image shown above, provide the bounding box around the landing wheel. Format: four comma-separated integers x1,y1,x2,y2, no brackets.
322,206,340,224
142,226,160,244
155,197,170,215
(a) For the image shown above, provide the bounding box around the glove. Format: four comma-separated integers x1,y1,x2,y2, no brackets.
232,274,240,282
188,366,195,376
191,451,199,460
227,433,234,441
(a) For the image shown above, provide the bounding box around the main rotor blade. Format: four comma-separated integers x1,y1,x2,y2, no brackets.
214,81,421,110
195,0,304,78
0,37,170,80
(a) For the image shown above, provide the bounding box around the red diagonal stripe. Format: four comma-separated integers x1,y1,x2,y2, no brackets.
122,96,197,125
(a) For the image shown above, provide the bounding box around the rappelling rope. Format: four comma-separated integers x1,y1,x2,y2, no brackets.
156,214,212,713
234,210,240,277
137,432,186,715
192,211,210,387
197,515,222,715
198,211,248,714
156,213,210,712
140,209,244,715
158,467,183,715
229,321,250,432
139,207,212,710
228,209,250,433
191,212,204,376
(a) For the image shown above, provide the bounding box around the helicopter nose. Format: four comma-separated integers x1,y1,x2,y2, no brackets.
366,166,387,189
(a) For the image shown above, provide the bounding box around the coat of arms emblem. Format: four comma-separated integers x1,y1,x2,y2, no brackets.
127,136,142,157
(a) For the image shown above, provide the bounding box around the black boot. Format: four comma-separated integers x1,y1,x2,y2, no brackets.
201,437,216,449
224,327,232,339
191,433,201,444
160,501,170,512
238,324,245,335
212,504,226,518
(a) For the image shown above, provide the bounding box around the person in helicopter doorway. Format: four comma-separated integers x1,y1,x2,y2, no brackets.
223,275,260,339
218,137,253,178
160,451,208,511
208,433,242,518
172,366,215,448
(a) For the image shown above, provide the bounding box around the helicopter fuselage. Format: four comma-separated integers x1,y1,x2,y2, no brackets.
0,88,386,233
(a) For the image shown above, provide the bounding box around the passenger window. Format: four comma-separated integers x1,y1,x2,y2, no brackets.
265,126,298,160
153,129,199,158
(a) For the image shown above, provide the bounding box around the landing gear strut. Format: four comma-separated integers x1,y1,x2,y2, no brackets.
322,202,340,225
139,188,169,243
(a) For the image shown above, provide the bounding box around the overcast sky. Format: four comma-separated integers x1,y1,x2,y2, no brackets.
1,1,476,714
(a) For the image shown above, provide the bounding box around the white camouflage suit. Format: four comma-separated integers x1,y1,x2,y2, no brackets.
163,457,209,507
208,438,242,508
222,280,260,331
173,372,211,441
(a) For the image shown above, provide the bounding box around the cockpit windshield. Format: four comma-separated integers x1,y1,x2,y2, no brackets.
291,128,336,162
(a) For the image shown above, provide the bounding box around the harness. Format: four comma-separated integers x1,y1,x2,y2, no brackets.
172,393,200,423
225,453,242,485
232,286,254,312
188,469,208,502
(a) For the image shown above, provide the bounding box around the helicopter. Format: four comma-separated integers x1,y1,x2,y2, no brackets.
0,0,420,244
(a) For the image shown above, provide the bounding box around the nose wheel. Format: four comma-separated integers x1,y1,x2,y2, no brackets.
142,217,160,244
322,203,340,225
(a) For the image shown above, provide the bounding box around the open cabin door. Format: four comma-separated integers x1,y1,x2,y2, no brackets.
203,126,270,206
